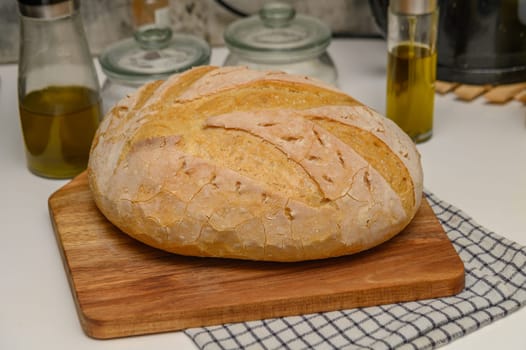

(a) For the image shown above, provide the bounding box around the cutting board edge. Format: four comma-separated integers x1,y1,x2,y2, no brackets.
80,272,465,339
68,233,466,340
48,194,94,339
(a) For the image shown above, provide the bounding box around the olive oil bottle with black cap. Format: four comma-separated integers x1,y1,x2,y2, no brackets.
17,0,101,178
386,0,438,143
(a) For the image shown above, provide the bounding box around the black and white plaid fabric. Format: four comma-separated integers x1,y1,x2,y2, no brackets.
185,191,526,350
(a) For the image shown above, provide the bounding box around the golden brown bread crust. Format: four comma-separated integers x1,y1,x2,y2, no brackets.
88,66,423,262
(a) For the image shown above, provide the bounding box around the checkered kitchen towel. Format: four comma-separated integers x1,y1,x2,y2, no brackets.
186,191,526,349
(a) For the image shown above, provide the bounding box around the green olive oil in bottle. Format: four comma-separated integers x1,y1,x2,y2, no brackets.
19,86,101,178
386,0,438,143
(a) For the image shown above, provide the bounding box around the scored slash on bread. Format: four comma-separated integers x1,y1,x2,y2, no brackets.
88,66,423,262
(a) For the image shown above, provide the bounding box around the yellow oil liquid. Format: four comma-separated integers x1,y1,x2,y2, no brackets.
19,86,101,178
386,43,436,143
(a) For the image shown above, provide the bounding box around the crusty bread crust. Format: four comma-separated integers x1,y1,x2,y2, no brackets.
88,66,423,261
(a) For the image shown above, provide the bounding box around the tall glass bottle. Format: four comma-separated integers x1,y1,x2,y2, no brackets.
386,0,438,143
17,0,102,179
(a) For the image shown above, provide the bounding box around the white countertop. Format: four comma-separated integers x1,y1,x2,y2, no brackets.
1,39,525,350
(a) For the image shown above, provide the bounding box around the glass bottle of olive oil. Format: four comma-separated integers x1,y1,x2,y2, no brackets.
386,0,438,143
17,0,102,178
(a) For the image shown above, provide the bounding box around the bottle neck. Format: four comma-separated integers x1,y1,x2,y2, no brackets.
18,0,78,20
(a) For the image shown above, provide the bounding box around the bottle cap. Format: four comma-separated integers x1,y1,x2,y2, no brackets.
18,0,78,18
390,0,437,15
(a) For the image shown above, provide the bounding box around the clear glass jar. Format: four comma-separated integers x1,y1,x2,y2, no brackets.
17,0,102,179
99,0,210,114
223,2,338,86
386,0,438,143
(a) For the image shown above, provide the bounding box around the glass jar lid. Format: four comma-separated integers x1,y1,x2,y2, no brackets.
224,2,332,64
99,26,211,86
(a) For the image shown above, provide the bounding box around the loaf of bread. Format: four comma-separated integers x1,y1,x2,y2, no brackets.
88,66,423,262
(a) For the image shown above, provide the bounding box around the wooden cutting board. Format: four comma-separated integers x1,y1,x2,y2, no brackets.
48,172,464,339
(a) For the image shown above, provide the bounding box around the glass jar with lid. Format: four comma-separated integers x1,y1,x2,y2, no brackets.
99,0,210,114
223,2,338,86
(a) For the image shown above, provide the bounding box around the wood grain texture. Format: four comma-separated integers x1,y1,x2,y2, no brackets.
48,172,465,339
